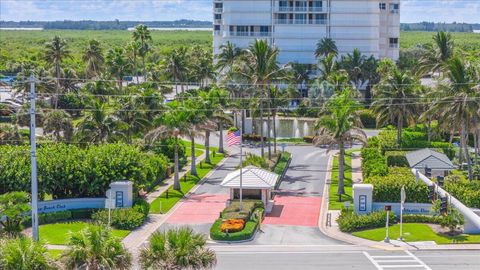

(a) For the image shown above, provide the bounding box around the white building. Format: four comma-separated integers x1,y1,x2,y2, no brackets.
213,0,400,65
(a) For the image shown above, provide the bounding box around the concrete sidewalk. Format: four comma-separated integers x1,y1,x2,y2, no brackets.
351,151,363,184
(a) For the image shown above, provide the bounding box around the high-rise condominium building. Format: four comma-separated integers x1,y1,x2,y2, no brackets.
213,0,400,65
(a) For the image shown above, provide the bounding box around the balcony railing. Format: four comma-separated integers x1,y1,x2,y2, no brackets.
276,6,325,12
214,19,222,24
389,43,399,48
228,31,272,37
214,30,221,36
214,8,223,13
275,19,327,25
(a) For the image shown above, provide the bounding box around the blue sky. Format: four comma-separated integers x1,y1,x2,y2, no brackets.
0,0,478,23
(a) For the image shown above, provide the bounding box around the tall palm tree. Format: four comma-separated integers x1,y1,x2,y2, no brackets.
132,24,152,80
116,92,150,143
0,237,54,270
216,41,242,77
125,41,141,83
425,57,480,180
76,100,124,143
372,68,420,145
317,52,338,80
190,47,216,87
82,39,104,78
139,227,216,270
418,31,455,76
44,35,71,108
163,47,189,95
63,226,132,270
315,37,338,58
43,109,73,142
145,101,192,190
313,89,367,198
106,47,130,93
240,39,283,160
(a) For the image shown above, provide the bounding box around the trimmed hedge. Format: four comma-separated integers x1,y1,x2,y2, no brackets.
22,208,96,227
385,151,409,167
364,167,430,203
221,200,264,221
402,214,442,224
210,218,258,241
338,210,396,233
0,143,169,198
361,148,388,178
242,134,267,142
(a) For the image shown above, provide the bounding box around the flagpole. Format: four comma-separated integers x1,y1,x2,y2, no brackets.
239,110,243,211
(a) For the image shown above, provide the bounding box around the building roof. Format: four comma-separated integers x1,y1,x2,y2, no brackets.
406,148,455,170
220,166,279,189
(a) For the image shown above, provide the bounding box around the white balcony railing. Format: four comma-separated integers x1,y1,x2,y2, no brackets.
227,32,272,37
389,43,399,48
276,6,325,12
275,19,327,25
214,8,223,13
214,30,221,36
214,19,222,24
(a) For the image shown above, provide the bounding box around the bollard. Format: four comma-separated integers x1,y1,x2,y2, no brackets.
166,189,169,199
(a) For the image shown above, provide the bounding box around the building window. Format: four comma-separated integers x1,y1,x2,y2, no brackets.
295,13,307,24
215,3,223,8
390,3,399,13
214,14,222,20
389,38,399,48
379,3,386,10
214,25,220,30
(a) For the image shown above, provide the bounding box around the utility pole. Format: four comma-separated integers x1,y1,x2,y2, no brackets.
29,75,39,241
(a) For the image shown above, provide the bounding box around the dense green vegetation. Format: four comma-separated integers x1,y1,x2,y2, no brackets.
329,153,353,210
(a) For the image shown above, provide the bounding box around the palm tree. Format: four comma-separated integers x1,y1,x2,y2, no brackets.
190,47,216,87
240,39,284,160
76,100,124,143
313,89,367,198
125,41,141,83
216,41,242,77
0,237,54,270
43,110,73,142
317,53,337,80
132,24,152,80
163,47,189,95
116,92,150,143
315,37,338,58
145,101,192,190
418,31,455,76
44,35,71,108
82,39,104,78
425,57,480,180
372,68,420,145
106,47,130,93
139,227,216,270
63,226,132,270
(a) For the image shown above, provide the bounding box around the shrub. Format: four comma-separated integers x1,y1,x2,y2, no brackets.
364,167,430,203
220,219,245,233
361,148,388,178
241,153,269,170
147,138,186,162
133,198,150,217
92,208,146,230
443,175,480,208
221,200,263,221
71,209,95,219
402,214,442,224
23,211,72,227
359,109,376,129
337,210,396,233
385,151,409,167
431,142,455,160
242,134,267,142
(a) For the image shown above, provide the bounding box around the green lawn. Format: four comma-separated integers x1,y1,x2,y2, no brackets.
329,153,353,210
182,139,206,157
352,223,480,244
47,249,63,259
39,222,130,245
149,152,225,214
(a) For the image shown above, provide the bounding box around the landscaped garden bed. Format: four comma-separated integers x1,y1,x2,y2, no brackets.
210,200,264,242
329,152,353,210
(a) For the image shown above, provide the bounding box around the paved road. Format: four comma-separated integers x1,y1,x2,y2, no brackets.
215,247,480,270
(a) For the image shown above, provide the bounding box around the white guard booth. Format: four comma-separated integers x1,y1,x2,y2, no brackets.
220,166,278,213
106,181,134,208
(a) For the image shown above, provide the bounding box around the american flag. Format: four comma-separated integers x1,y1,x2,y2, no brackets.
227,130,241,146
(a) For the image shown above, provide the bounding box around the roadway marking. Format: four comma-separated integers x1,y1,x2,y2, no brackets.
363,251,432,270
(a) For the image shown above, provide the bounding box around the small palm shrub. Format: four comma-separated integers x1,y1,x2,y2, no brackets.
140,227,216,270
63,225,132,270
0,237,55,270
